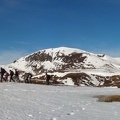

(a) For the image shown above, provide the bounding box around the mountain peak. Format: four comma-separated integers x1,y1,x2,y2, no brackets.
36,47,86,56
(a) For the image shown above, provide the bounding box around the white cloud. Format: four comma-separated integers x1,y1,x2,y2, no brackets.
0,50,28,65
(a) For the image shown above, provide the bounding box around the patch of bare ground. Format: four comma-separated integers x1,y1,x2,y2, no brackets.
95,95,120,102
62,73,94,86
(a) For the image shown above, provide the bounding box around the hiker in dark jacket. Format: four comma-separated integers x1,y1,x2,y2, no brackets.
9,70,15,82
15,69,20,82
25,73,32,83
0,67,6,82
45,72,51,85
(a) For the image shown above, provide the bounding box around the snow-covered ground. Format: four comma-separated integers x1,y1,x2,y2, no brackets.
0,83,120,120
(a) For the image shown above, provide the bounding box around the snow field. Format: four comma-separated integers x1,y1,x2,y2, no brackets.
0,83,120,120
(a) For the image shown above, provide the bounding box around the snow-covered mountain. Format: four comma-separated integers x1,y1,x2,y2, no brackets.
2,47,120,87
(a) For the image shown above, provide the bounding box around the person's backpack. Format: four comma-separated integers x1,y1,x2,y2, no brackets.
17,70,20,75
11,71,14,76
1,68,6,74
5,72,9,76
15,70,20,76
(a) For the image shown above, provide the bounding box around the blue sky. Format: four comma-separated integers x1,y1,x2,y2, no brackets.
0,0,120,64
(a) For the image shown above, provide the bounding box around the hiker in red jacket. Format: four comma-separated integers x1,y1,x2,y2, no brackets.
4,71,9,82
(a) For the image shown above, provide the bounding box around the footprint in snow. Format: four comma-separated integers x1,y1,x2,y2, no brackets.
52,107,61,112
67,111,75,116
28,114,33,117
82,107,85,110
39,111,42,114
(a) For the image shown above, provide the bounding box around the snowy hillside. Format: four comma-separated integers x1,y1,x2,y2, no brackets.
0,83,120,120
8,47,120,72
1,47,120,87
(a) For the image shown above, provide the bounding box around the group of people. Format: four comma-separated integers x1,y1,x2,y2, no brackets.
24,72,51,85
0,67,51,85
0,67,20,82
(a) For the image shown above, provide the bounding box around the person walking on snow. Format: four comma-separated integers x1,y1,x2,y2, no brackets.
45,72,51,85
9,70,15,82
4,71,9,82
15,69,20,82
0,67,6,82
25,73,33,83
